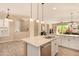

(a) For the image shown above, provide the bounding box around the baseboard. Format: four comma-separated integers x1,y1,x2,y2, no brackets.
59,45,79,52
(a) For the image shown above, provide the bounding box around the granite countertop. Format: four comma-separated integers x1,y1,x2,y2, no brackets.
21,36,56,47
56,34,79,37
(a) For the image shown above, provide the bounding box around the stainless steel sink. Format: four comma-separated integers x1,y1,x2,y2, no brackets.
44,36,55,39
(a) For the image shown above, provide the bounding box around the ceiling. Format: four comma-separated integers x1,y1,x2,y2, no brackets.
0,3,79,23
42,3,79,23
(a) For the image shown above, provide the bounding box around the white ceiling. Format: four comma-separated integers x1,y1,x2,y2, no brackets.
0,3,79,23
43,3,79,23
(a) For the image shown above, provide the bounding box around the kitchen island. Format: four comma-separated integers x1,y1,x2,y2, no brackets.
22,36,58,56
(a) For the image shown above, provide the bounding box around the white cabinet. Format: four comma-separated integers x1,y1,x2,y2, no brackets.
0,20,9,37
54,39,59,54
61,36,69,48
51,39,58,56
27,39,58,56
58,35,79,50
57,36,62,46
27,43,40,56
69,37,79,50
27,42,51,56
51,41,55,56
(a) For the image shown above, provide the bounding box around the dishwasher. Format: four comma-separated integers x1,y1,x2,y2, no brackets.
40,42,51,56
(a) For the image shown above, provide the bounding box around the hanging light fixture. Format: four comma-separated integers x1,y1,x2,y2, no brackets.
41,3,44,24
5,8,13,22
36,3,39,23
30,3,34,22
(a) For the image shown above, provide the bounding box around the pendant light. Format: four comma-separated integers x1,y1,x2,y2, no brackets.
41,3,44,24
30,3,33,22
5,8,13,22
36,3,39,23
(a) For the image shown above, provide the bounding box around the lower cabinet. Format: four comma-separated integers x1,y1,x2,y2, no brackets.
40,39,59,56
54,39,59,54
27,41,58,56
58,36,79,50
40,42,51,56
27,39,59,56
69,37,79,50
27,42,51,56
61,36,69,48
51,39,58,56
57,36,63,46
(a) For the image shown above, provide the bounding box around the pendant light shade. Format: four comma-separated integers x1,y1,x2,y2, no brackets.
36,19,39,23
41,20,44,24
30,18,33,22
36,3,39,23
30,3,34,22
5,8,13,22
5,18,13,22
41,3,44,24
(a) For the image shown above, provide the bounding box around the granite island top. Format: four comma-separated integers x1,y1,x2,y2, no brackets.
21,36,56,47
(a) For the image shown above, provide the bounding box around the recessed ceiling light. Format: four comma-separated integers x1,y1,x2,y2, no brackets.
53,8,56,10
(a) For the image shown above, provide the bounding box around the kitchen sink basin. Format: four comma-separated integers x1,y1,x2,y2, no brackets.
44,36,55,39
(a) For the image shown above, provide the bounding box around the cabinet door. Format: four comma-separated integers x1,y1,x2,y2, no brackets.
61,36,69,47
57,36,62,46
51,39,58,56
54,40,59,54
69,37,79,50
51,41,55,56
0,20,9,37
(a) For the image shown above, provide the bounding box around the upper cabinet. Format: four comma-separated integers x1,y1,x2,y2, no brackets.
0,19,9,37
